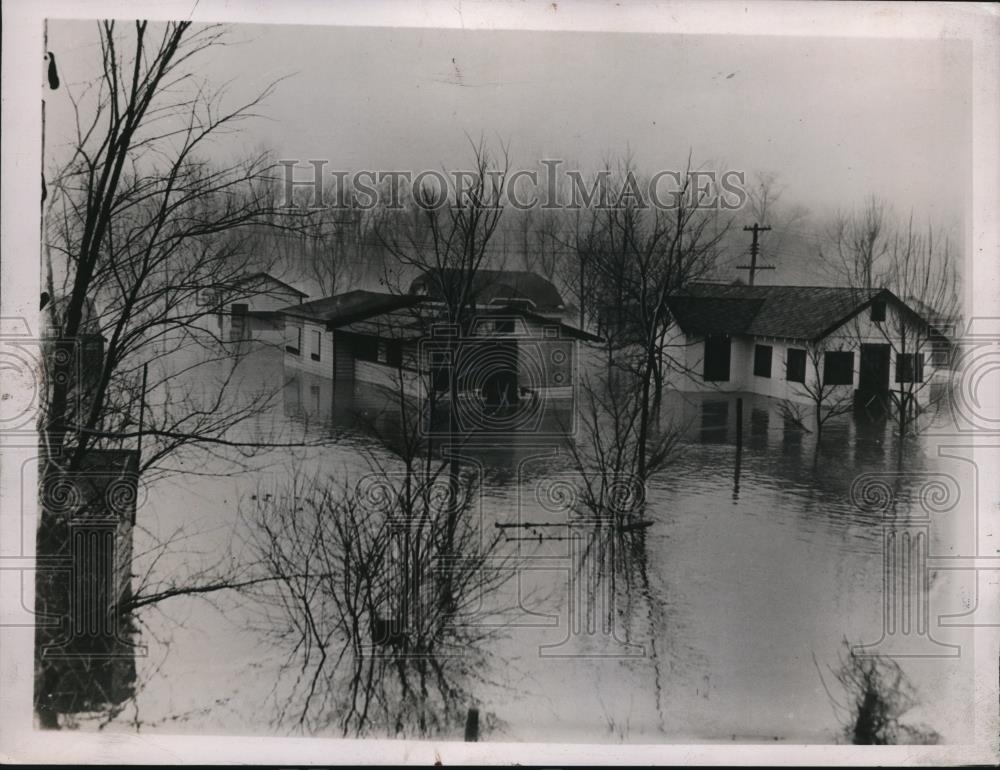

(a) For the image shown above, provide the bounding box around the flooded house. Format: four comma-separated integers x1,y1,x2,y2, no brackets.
205,272,308,342
279,270,599,427
664,283,952,411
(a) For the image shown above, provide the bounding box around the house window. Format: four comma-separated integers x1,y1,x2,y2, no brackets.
703,334,731,382
870,299,887,323
386,341,403,368
786,348,806,383
896,353,925,383
354,335,379,363
286,326,301,355
929,341,950,369
311,330,322,362
753,344,773,378
823,351,854,386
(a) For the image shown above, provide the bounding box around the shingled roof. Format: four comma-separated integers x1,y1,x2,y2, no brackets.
667,283,904,342
408,269,565,312
280,290,425,328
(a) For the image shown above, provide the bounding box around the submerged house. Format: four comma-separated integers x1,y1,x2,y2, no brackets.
206,272,307,342
408,268,570,320
280,271,598,418
664,283,951,409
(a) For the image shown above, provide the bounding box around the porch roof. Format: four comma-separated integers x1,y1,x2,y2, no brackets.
334,304,602,342
280,290,426,326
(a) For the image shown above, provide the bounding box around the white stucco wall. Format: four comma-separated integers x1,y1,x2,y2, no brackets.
663,299,944,407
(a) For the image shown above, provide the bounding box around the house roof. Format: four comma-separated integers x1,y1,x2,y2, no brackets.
280,290,426,327
408,269,565,312
237,272,308,297
334,304,602,342
667,283,928,342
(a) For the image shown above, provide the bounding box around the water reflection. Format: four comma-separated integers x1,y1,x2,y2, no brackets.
79,345,968,743
242,461,515,738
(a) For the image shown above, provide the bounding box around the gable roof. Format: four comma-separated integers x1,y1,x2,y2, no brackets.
408,269,565,312
237,272,308,297
280,290,426,328
667,283,933,342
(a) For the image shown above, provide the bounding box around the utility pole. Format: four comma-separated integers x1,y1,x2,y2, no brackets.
737,223,774,286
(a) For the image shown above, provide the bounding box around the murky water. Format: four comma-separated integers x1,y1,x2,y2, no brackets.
91,343,975,743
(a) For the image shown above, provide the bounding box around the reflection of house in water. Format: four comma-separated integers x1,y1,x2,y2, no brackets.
279,271,599,430
665,283,952,411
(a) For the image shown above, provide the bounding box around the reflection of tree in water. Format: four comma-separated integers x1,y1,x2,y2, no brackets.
244,464,513,738
574,520,671,735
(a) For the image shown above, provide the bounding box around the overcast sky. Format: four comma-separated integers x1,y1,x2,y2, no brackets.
47,20,971,274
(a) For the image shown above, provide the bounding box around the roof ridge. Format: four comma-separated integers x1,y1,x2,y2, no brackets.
687,281,883,291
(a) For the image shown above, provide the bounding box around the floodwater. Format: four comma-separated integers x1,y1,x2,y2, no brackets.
85,341,976,743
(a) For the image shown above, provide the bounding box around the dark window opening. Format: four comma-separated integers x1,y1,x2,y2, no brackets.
786,348,807,383
870,299,887,323
286,326,302,355
353,335,379,363
896,353,925,383
311,330,322,362
823,351,854,386
386,341,403,367
753,344,773,378
494,319,515,334
703,334,731,382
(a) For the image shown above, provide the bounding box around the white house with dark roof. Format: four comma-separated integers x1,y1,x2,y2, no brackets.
279,271,599,418
203,272,308,342
664,283,952,410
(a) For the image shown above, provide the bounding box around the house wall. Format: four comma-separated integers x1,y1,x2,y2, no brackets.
225,282,305,340
471,315,576,395
283,318,335,377
666,300,943,407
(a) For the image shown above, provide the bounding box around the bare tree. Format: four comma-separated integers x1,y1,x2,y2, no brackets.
243,361,515,736
875,218,959,439
371,138,510,589
820,196,892,291
580,154,730,476
822,198,960,439
779,343,855,445
36,20,303,727
815,639,941,745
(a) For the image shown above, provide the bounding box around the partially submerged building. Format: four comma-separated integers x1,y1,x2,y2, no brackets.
280,271,598,423
664,282,952,410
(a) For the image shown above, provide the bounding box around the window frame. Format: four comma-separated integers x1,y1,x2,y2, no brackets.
786,348,807,384
311,329,322,362
702,334,732,383
753,344,773,378
823,350,854,386
896,352,925,383
286,325,302,356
